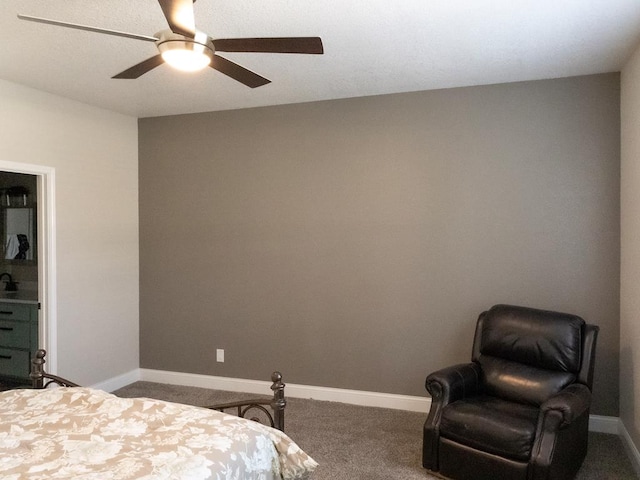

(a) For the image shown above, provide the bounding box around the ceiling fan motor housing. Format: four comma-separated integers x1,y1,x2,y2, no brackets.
155,29,214,71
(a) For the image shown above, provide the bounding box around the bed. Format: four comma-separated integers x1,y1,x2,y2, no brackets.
0,350,317,479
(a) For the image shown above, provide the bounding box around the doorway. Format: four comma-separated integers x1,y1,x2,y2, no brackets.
0,161,56,386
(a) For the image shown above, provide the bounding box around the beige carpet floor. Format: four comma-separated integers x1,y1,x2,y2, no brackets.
114,381,639,480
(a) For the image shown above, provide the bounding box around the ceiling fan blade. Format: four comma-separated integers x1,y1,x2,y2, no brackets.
213,37,323,54
112,55,165,79
210,55,270,88
157,0,196,38
17,14,158,42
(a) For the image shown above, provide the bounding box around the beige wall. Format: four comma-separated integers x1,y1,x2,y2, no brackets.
0,79,139,385
621,43,640,453
139,73,620,415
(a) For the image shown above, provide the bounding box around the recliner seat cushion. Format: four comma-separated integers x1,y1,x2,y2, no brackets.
439,395,539,461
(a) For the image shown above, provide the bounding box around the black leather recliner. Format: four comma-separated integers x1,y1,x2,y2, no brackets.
423,304,599,480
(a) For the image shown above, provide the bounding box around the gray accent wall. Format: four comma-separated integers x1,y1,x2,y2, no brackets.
139,73,620,415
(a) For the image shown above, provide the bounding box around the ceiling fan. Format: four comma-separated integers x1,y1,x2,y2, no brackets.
17,0,324,88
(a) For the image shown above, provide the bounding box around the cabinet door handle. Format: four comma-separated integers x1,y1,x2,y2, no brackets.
0,311,13,315
0,355,11,360
0,327,14,331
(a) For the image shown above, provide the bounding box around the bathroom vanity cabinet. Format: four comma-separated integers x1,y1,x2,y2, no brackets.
0,300,38,384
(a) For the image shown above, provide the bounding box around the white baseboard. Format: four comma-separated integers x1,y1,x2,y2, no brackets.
139,368,432,412
91,369,140,392
285,381,431,412
140,368,285,396
589,414,620,434
619,420,640,477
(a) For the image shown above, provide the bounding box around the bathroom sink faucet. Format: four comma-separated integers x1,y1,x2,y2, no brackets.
0,273,18,291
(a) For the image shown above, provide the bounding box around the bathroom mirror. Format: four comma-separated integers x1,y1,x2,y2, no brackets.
0,178,38,267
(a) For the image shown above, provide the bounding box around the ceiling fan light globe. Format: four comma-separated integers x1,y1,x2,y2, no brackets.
159,40,213,72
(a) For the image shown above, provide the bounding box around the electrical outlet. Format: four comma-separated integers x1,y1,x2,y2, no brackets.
216,349,224,363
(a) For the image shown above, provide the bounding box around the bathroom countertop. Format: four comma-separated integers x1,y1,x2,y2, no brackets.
0,291,38,305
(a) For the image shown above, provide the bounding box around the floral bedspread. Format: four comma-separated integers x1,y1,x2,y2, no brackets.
0,387,317,480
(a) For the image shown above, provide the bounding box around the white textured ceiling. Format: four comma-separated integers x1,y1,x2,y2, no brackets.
2,0,640,118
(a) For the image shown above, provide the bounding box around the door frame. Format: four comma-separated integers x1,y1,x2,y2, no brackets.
0,160,57,374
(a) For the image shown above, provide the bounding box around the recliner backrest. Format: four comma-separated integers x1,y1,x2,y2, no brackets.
471,304,586,405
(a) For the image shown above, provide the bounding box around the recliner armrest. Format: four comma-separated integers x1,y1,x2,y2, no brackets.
423,362,481,471
540,383,591,427
426,362,481,405
530,383,592,478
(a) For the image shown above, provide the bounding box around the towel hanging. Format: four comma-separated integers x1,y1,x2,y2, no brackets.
5,234,19,259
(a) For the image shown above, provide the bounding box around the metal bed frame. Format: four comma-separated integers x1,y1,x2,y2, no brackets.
29,349,286,432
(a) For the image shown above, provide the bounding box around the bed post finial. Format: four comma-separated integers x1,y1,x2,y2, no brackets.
30,349,46,389
271,371,286,432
